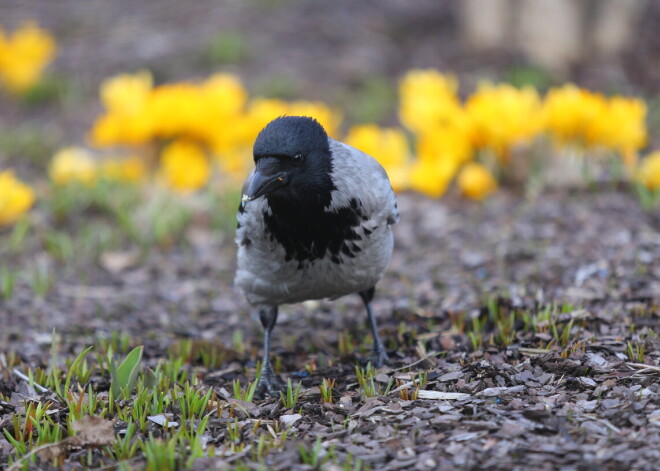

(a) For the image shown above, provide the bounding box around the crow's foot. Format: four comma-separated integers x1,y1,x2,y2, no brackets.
255,369,287,397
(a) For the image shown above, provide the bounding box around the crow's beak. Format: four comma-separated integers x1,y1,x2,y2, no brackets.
243,157,288,202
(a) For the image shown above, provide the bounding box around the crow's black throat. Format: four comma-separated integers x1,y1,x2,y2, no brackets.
264,195,365,266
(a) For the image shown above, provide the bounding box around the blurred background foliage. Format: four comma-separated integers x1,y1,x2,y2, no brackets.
1,0,660,228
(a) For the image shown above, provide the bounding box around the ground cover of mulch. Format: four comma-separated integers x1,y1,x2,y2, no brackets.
2,2,660,468
1,187,659,470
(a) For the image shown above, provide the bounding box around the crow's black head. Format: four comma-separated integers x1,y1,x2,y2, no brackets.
253,116,329,161
246,116,334,206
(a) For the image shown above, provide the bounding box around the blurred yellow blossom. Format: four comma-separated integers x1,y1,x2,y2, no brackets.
202,73,248,117
543,85,647,168
408,126,473,198
543,84,607,147
100,70,152,113
345,124,410,192
92,71,252,149
399,69,464,134
202,73,249,151
90,113,152,147
457,162,497,201
159,140,210,192
417,127,473,167
149,82,205,140
50,147,97,185
100,156,147,183
588,95,647,165
0,170,35,225
408,157,459,199
466,83,543,159
91,70,154,146
637,151,660,191
0,22,56,94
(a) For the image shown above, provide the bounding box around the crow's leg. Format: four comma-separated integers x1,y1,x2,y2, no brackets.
256,305,286,396
359,287,389,367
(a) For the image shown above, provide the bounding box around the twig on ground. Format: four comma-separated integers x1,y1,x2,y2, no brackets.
13,368,50,393
625,362,660,374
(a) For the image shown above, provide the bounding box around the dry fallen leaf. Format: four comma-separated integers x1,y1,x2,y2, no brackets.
36,443,66,462
32,416,116,465
69,416,116,447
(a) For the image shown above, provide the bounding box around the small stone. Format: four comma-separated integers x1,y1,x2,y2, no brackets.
279,413,302,426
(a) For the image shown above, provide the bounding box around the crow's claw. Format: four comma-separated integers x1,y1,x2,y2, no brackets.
256,369,287,397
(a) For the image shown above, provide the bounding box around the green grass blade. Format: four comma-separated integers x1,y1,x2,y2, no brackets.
110,346,143,399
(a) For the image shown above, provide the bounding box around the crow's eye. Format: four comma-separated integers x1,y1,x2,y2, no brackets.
291,153,304,165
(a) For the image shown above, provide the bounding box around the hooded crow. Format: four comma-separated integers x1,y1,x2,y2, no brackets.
235,116,399,395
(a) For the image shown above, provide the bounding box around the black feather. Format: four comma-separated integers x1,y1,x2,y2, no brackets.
264,197,364,264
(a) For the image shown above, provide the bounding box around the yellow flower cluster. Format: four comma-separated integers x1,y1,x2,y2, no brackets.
0,22,56,94
91,72,249,148
0,171,35,225
395,70,475,198
49,66,652,202
408,128,472,198
87,70,340,192
386,69,648,199
50,147,146,186
466,83,543,160
399,69,464,133
543,84,647,166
